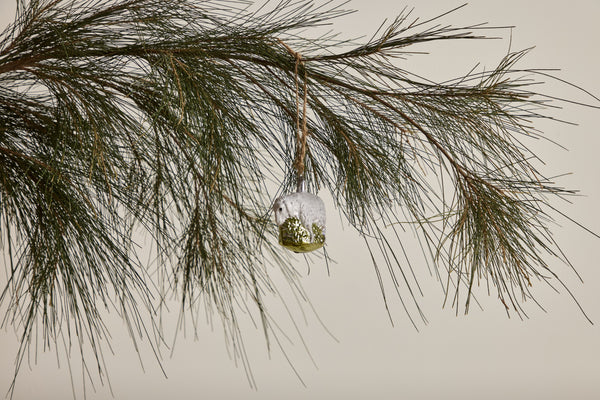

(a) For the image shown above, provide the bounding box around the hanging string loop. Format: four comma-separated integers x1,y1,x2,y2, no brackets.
278,39,309,192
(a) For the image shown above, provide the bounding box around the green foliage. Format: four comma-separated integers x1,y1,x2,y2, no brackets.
0,0,595,394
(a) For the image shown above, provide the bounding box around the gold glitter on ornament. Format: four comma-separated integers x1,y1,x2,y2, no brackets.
278,217,325,253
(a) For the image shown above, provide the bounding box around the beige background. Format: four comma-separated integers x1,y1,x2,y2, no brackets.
1,0,599,399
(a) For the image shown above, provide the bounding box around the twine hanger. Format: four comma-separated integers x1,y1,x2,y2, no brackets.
278,39,308,193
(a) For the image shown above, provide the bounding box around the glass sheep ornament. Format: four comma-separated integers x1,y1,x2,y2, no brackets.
273,185,326,253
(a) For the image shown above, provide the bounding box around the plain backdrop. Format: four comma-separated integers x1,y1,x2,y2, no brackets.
1,0,599,399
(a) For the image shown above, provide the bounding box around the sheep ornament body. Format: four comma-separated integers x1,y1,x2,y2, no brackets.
273,192,326,252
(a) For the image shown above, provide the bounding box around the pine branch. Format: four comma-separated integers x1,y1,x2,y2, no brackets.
0,0,597,394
